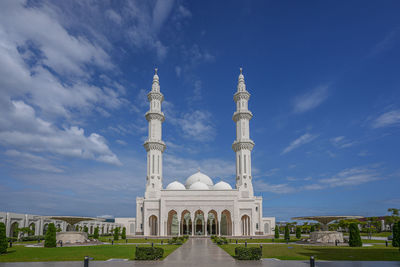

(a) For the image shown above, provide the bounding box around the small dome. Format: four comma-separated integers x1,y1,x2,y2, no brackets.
189,181,209,190
213,181,232,190
166,181,186,190
185,171,213,189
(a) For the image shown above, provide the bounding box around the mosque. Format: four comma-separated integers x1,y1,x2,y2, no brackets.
115,69,276,237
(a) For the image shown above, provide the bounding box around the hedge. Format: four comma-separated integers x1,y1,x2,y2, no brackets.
235,247,262,260
135,247,164,260
349,223,362,247
0,222,7,254
44,223,56,248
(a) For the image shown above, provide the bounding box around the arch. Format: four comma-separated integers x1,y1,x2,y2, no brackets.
56,224,61,232
181,210,192,235
10,222,19,238
167,210,178,236
264,222,270,234
221,210,232,236
28,222,35,236
207,210,218,235
66,224,74,231
90,225,93,234
194,210,205,235
149,215,158,236
241,215,251,236
43,223,49,235
106,225,109,234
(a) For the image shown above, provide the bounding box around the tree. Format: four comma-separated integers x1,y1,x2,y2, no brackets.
121,227,126,240
274,226,279,239
83,226,88,233
93,227,99,239
392,221,400,247
114,227,119,241
296,226,301,239
0,222,7,254
349,223,362,247
388,208,399,216
44,223,57,248
310,225,315,232
284,225,290,241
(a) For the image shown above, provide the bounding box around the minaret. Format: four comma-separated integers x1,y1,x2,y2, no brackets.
144,68,166,199
232,68,254,198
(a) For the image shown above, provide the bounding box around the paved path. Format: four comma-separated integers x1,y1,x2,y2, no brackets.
1,238,400,267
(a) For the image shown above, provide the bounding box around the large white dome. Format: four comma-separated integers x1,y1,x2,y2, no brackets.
188,181,209,190
185,171,213,189
213,181,232,190
166,181,186,190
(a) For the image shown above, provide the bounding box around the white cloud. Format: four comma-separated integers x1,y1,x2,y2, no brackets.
372,110,400,128
319,167,380,187
175,66,182,77
0,101,121,165
178,5,192,18
330,136,356,148
5,149,64,173
281,133,318,155
254,181,296,194
293,85,329,113
106,9,122,24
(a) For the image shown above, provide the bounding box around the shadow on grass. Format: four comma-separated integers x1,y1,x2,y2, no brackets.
298,247,400,261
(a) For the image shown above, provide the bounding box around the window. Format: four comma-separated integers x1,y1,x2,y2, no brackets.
244,155,247,173
141,207,143,212
152,155,154,173
255,206,258,212
256,223,259,230
140,223,143,230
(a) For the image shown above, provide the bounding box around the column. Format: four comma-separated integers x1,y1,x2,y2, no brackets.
218,221,221,236
192,217,195,236
210,220,213,235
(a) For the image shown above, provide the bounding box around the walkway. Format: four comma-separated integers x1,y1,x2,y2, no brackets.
1,238,400,267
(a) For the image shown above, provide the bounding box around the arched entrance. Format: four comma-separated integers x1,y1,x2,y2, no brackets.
194,210,205,235
181,210,192,235
28,223,35,236
241,215,250,236
221,210,232,236
264,223,270,234
10,222,19,238
207,210,218,235
90,226,93,234
43,223,49,235
149,215,158,235
66,224,74,231
167,210,178,236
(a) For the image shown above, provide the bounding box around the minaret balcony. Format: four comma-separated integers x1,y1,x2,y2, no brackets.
232,110,253,122
147,91,164,101
232,140,255,152
233,91,250,102
143,140,166,152
145,111,165,122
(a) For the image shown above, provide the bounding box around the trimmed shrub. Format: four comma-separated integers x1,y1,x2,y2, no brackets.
296,227,301,239
175,241,183,245
121,227,126,240
0,222,7,254
83,226,88,233
349,223,362,247
21,235,44,242
284,225,290,241
135,247,164,260
113,228,119,241
274,227,279,239
392,222,400,247
183,235,189,239
93,227,99,239
235,247,262,260
310,225,315,232
44,223,56,248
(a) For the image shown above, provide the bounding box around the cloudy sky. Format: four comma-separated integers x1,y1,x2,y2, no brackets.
0,0,399,221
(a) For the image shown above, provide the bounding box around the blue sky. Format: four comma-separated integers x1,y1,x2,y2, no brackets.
0,0,399,221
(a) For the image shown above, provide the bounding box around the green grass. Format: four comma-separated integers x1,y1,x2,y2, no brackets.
359,232,392,237
220,244,400,261
230,238,300,243
0,244,180,262
97,237,170,243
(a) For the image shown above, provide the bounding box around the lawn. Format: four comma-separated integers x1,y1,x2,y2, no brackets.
219,244,400,261
231,238,300,243
98,236,170,243
0,244,180,262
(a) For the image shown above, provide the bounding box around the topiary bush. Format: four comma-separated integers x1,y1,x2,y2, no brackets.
0,222,7,254
235,247,262,260
93,227,99,239
121,227,126,240
284,225,290,241
274,227,279,239
135,247,164,260
349,223,362,247
113,227,119,241
44,223,56,248
296,226,301,239
392,221,400,247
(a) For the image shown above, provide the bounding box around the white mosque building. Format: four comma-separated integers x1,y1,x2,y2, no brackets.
115,69,275,237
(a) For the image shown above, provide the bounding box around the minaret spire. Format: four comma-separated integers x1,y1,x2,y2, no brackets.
144,68,166,199
232,68,254,198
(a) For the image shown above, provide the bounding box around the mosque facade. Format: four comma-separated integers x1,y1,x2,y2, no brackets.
120,69,275,237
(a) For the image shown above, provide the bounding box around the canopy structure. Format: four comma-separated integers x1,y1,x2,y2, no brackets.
47,216,105,225
292,216,364,231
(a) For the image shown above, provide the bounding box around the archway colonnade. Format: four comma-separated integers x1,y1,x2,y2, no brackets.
149,209,249,236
